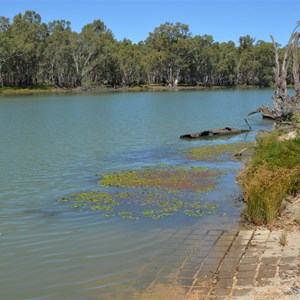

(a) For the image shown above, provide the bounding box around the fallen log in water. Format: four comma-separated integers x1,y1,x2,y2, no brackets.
180,127,251,139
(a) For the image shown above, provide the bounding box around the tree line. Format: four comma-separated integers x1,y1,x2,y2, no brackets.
0,10,294,88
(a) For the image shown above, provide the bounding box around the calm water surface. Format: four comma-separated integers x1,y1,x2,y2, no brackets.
0,90,273,299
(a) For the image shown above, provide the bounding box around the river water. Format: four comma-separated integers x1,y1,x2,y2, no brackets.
0,89,273,299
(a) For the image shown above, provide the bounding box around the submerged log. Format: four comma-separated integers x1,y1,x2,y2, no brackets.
180,127,250,139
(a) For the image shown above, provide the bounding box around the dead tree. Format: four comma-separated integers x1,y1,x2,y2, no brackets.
248,22,300,120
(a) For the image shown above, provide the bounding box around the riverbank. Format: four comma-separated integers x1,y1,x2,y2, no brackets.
0,84,273,95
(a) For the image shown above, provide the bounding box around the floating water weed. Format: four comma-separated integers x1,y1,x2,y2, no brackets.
60,165,222,220
100,165,216,190
184,142,254,161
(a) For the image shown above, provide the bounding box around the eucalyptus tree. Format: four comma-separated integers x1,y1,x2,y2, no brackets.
42,20,74,87
70,19,115,86
252,41,274,86
145,22,193,86
0,16,11,86
188,34,216,86
236,35,256,85
237,37,273,86
214,41,237,86
8,10,48,86
116,39,147,86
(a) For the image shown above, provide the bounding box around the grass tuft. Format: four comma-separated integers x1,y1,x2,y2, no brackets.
238,133,300,226
279,231,288,246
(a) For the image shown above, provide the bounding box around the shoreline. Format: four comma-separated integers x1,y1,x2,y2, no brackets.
0,84,276,96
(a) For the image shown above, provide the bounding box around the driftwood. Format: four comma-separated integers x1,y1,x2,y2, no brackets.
249,23,300,120
248,105,282,120
248,99,300,120
234,146,256,157
180,127,250,139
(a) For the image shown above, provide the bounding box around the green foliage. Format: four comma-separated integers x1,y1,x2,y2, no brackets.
0,11,277,88
238,134,300,226
251,134,300,171
292,110,300,123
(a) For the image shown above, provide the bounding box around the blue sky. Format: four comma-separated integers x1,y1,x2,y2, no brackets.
1,0,299,46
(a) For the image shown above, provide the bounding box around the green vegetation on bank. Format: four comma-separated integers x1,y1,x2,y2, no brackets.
0,10,280,89
238,131,300,226
0,86,58,95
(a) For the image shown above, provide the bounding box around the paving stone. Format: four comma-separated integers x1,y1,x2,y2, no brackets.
219,264,237,273
188,256,209,265
260,257,278,265
231,288,252,298
278,264,295,272
200,264,220,272
214,278,234,288
236,277,254,287
176,270,197,279
186,287,211,298
280,257,299,264
238,230,254,238
224,251,244,259
219,235,236,242
238,264,257,271
211,287,231,296
240,257,259,264
221,257,240,265
193,277,215,287
233,238,250,245
236,270,256,278
222,230,239,236
174,277,194,286
279,270,298,278
208,251,227,259
215,240,233,247
196,270,215,279
257,270,276,279
207,230,224,236
181,262,202,272
256,277,276,286
217,271,234,279
188,234,205,240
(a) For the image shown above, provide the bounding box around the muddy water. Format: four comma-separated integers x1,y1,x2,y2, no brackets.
0,90,273,299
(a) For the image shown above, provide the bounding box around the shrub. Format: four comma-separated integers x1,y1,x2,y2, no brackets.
238,133,300,226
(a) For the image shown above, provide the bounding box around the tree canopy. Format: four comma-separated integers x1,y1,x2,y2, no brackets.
0,10,294,89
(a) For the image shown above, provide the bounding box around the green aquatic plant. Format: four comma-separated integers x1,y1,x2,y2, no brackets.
60,165,221,220
184,141,254,161
100,165,217,190
60,191,120,212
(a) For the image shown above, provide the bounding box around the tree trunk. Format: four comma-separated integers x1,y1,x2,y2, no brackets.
249,24,300,120
293,32,300,97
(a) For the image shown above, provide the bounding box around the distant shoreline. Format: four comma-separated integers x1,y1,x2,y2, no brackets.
0,84,276,96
